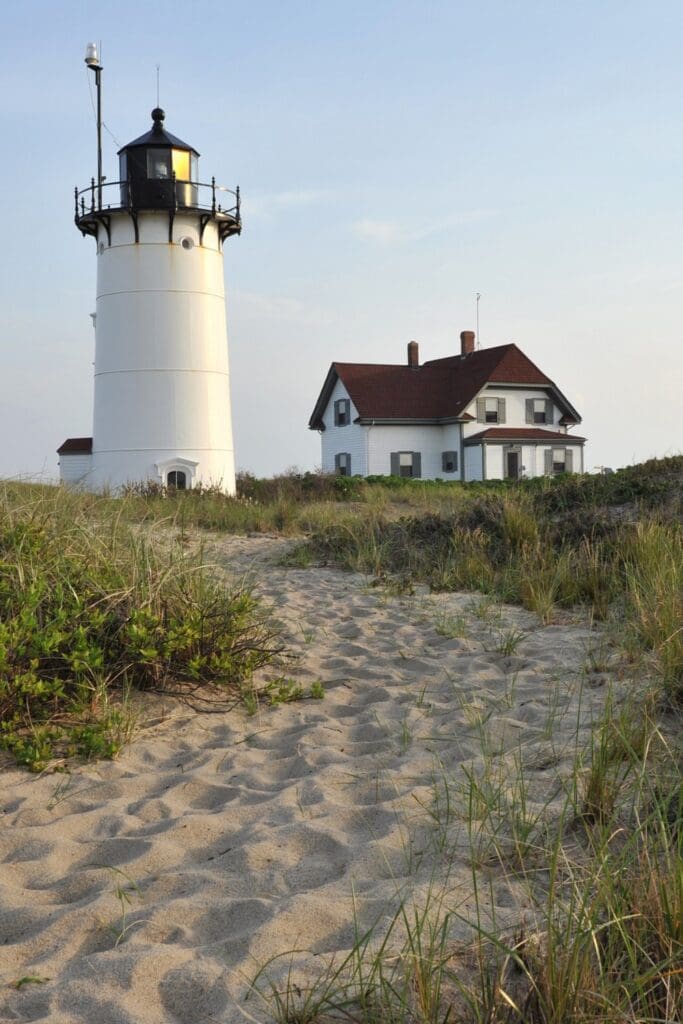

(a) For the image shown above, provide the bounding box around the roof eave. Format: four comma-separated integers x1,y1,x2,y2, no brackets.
308,364,340,430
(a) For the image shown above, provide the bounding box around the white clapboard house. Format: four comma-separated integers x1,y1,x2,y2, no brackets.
309,332,585,481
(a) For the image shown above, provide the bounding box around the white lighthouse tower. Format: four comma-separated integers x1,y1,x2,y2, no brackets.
59,49,241,493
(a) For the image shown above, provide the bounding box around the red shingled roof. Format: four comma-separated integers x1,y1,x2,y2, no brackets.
57,437,93,455
465,428,586,444
309,344,580,429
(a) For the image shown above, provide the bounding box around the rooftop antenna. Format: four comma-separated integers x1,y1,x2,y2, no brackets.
476,292,481,348
156,64,160,107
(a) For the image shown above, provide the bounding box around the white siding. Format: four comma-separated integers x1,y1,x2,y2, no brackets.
317,381,584,481
319,389,466,480
367,423,463,479
59,454,93,486
320,379,367,475
484,445,504,480
465,446,483,482
461,384,584,480
468,441,584,480
440,424,463,480
462,386,565,438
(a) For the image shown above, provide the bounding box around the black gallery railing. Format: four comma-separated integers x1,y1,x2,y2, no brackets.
74,177,240,220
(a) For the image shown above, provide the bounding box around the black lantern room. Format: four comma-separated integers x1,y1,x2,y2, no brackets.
119,107,199,210
75,107,241,245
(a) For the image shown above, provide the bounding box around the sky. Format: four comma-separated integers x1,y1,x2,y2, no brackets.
1,0,682,480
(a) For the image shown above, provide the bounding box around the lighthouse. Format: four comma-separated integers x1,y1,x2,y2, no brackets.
58,47,241,493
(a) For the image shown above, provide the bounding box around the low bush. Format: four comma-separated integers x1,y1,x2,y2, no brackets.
0,484,281,769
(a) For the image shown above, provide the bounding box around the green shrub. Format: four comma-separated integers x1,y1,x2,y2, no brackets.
0,484,281,768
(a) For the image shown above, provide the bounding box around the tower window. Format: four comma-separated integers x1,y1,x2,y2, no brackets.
167,470,187,490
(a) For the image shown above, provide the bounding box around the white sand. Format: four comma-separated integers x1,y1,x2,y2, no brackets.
0,536,618,1023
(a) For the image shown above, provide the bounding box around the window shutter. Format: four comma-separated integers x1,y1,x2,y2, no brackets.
334,453,340,471
333,400,340,426
344,399,350,423
544,449,553,475
413,452,422,479
545,400,554,425
453,450,458,471
441,452,448,472
345,453,352,475
497,398,506,424
476,398,486,423
390,452,400,476
565,449,573,472
525,399,534,424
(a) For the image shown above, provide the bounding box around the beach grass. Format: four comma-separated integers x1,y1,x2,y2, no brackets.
0,482,282,769
1,459,681,1021
2,458,680,767
248,692,681,1023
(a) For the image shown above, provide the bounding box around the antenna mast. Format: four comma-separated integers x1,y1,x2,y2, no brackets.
84,43,103,209
476,292,481,348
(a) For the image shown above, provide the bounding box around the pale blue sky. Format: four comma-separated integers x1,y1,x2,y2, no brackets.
1,0,681,478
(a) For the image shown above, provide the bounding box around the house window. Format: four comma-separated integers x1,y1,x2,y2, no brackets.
335,452,351,476
390,452,422,479
442,451,458,473
167,470,187,489
334,398,351,426
526,398,554,425
545,448,574,476
476,397,506,423
552,450,566,474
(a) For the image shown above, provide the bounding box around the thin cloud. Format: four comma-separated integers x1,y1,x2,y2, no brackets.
231,289,333,328
244,189,336,220
352,209,496,244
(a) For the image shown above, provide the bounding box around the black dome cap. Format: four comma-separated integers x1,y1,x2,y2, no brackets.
118,108,199,156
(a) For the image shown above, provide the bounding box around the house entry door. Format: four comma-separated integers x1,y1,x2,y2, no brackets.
506,451,519,480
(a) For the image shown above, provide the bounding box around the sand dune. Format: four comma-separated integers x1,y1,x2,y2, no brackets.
0,535,617,1023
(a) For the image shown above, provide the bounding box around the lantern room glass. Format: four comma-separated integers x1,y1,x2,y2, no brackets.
147,149,171,179
172,149,190,182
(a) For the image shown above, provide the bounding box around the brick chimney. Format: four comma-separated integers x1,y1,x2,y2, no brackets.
460,330,475,356
407,340,419,368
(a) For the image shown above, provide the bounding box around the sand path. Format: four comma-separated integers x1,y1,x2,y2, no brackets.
0,535,617,1023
